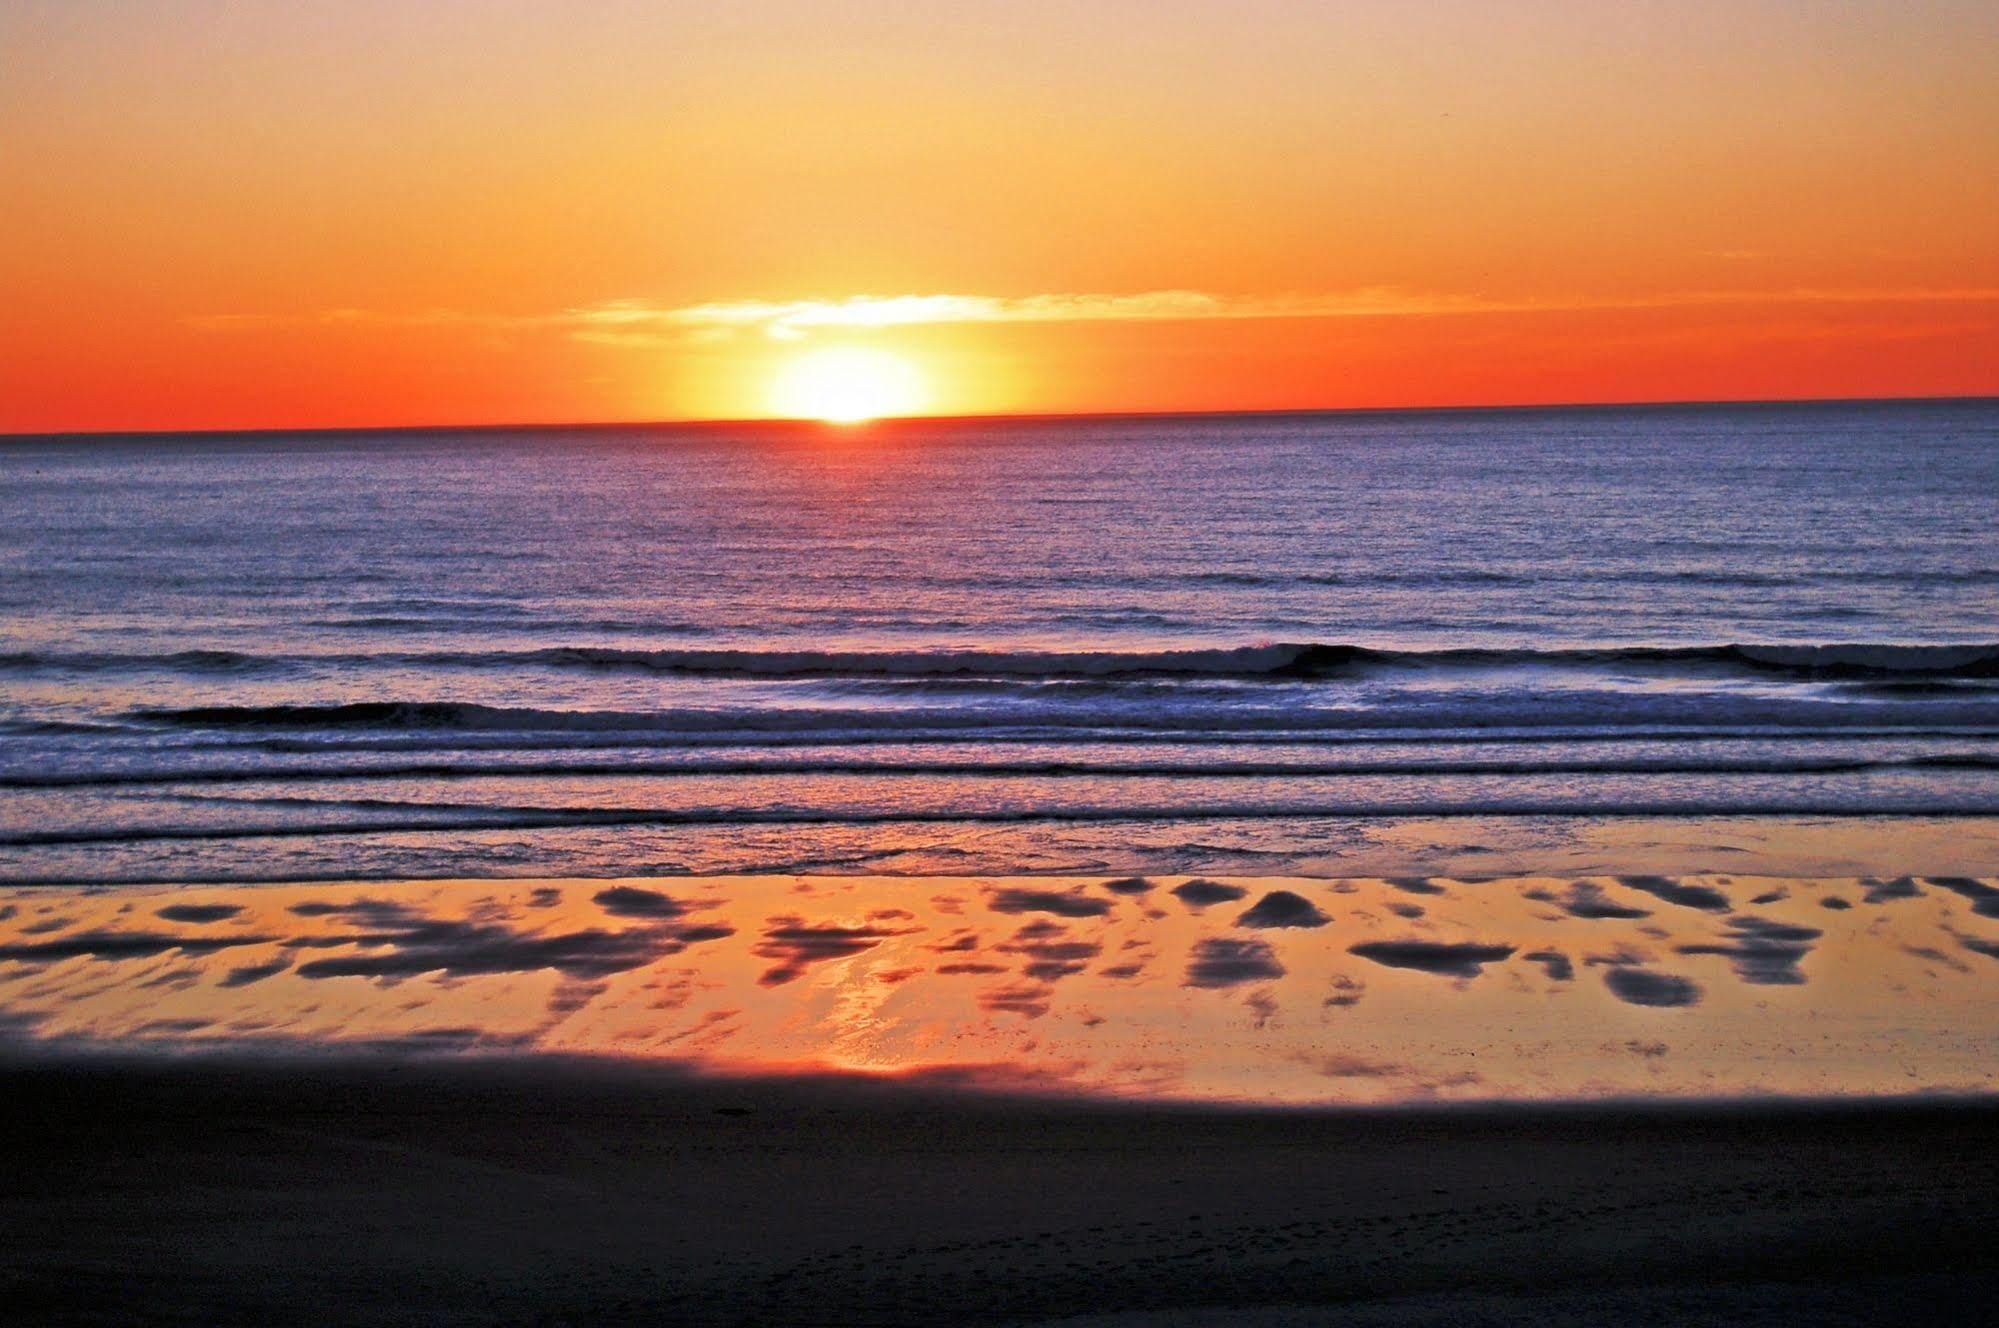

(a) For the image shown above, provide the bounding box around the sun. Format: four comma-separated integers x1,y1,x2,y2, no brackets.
769,348,928,423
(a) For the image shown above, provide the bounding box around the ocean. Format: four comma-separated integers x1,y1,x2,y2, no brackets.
4,398,1998,886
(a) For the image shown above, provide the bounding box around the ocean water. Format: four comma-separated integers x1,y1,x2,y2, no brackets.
4,399,1998,885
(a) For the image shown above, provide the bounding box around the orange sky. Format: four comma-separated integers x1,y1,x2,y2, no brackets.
4,0,1997,432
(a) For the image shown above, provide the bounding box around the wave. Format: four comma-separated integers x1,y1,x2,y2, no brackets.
1714,643,1999,676
8,752,1998,789
0,648,273,674
440,641,1999,679
21,639,1999,683
132,702,652,731
433,642,1374,678
0,718,126,736
126,689,1999,741
12,795,1999,849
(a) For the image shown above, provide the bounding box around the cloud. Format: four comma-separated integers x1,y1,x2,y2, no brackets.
1585,945,1655,968
752,917,916,986
1602,966,1703,1008
1347,940,1515,979
0,929,277,964
211,960,287,992
1289,1050,1482,1095
544,979,609,1018
154,903,244,924
1903,944,1971,974
1961,935,1999,962
1926,877,1999,918
349,1026,533,1055
1171,879,1249,910
1236,890,1330,929
187,285,1999,346
1676,915,1821,985
593,885,691,919
1184,938,1284,988
986,887,1113,919
133,1017,213,1037
977,984,1053,1018
1521,949,1575,982
1322,975,1366,1008
218,958,291,988
1550,882,1652,920
994,923,1102,982
286,898,731,983
1862,876,1922,905
1302,1052,1404,1079
1615,876,1731,912
294,926,701,982
288,897,403,919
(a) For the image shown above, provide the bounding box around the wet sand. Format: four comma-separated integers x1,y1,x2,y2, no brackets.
5,1051,1996,1327
8,872,1999,1104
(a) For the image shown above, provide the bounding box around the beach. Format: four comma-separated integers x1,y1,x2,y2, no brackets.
5,863,1998,1322
7,1051,1997,1326
5,867,1999,1104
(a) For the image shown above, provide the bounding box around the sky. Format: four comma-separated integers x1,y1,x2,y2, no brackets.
3,0,1997,432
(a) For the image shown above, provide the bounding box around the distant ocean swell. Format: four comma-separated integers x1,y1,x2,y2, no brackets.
116,693,1999,738
7,640,1999,681
5,752,1996,790
7,404,1999,883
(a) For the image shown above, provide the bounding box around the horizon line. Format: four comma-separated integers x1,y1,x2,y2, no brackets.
5,390,1997,444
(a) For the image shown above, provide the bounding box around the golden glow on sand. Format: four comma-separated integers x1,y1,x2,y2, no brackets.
7,869,1999,1103
768,348,928,423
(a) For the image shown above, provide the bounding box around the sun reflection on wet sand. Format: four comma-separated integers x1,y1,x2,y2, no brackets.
2,872,1996,1104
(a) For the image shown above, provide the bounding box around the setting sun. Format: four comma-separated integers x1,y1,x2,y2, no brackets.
768,348,928,424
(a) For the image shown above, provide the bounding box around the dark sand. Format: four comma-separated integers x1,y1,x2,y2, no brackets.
6,1054,1998,1326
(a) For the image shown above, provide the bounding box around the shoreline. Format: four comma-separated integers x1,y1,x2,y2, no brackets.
11,812,1999,890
